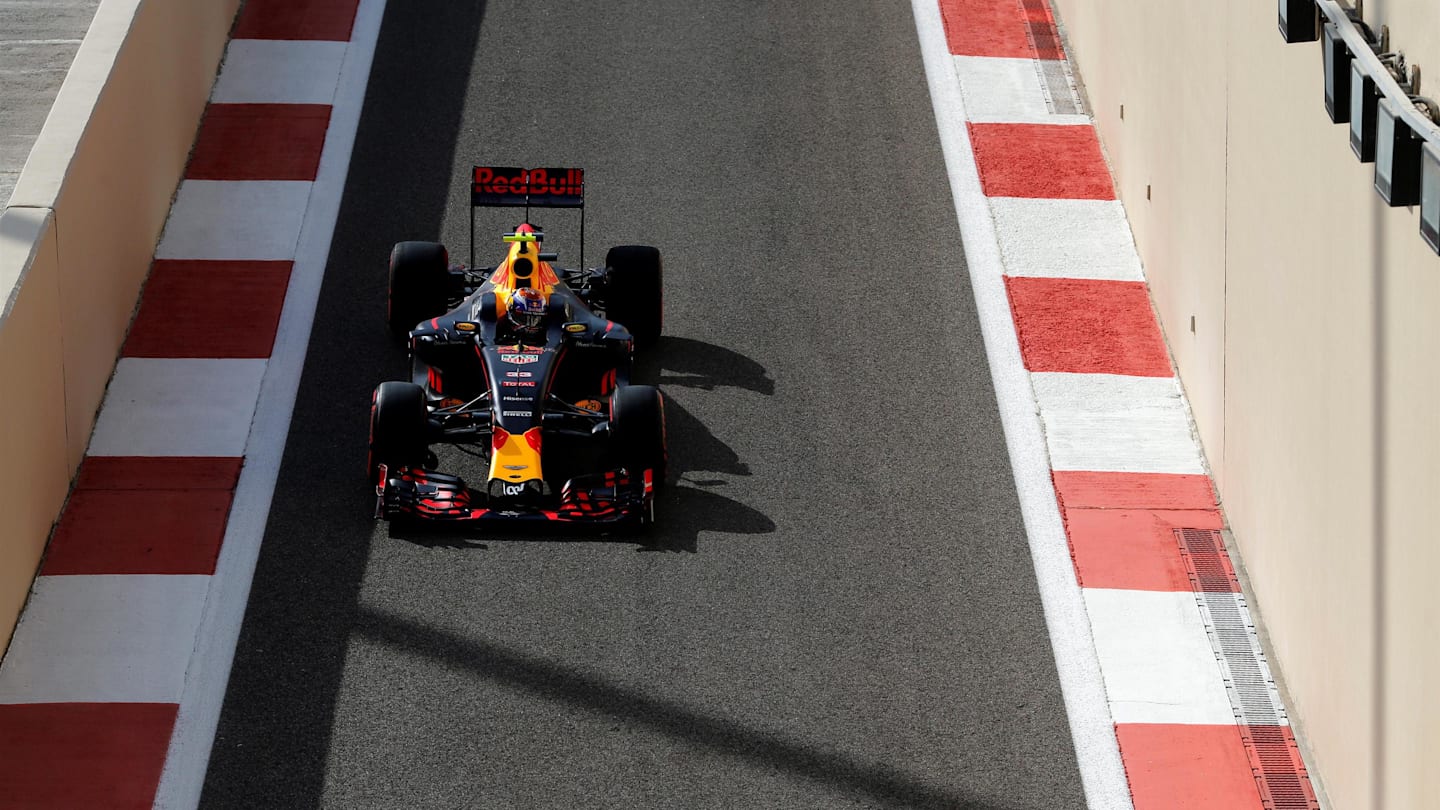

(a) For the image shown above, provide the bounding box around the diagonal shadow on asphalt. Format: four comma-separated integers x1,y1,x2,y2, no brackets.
353,606,1023,810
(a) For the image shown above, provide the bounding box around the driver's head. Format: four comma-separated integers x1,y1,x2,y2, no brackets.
507,287,547,338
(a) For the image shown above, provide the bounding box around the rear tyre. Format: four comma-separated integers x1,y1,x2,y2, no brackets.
609,384,667,491
603,245,663,348
368,381,429,484
387,241,453,342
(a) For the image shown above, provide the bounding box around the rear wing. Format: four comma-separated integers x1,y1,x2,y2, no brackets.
470,166,585,266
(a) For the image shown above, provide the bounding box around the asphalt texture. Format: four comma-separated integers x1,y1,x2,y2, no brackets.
0,0,100,205
200,1,1087,808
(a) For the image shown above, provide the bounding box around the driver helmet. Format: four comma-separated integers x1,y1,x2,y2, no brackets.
507,287,548,337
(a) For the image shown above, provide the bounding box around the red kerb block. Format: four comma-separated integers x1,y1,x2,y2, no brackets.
1063,508,1231,591
232,0,361,41
187,104,332,182
0,703,177,809
1052,471,1218,511
1005,277,1172,376
969,123,1115,200
939,0,1066,60
1115,723,1266,810
43,456,242,575
124,260,292,359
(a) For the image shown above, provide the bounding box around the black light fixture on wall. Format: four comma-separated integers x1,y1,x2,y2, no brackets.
1283,0,1440,256
1421,142,1440,253
1279,0,1319,43
1350,62,1380,162
1375,98,1424,205
1323,23,1351,123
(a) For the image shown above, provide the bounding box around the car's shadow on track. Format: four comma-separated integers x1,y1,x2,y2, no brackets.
388,337,776,552
636,335,775,396
385,482,773,554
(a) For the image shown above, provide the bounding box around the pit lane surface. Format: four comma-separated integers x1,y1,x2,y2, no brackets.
200,1,1086,807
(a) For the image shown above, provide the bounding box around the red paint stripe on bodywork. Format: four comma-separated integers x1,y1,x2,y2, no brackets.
123,261,292,358
1114,723,1266,810
231,0,361,41
186,104,332,181
1004,276,1172,376
0,702,177,810
968,123,1115,200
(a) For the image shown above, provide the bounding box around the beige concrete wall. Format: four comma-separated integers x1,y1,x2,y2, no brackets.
0,210,72,658
0,0,240,653
1052,0,1440,807
1057,2,1230,488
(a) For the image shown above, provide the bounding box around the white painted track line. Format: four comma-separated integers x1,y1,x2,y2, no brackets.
909,1,1133,807
1084,589,1236,726
153,0,389,805
212,40,348,106
88,359,267,457
1032,373,1205,475
156,181,313,261
990,197,1145,281
0,575,210,704
952,55,1091,125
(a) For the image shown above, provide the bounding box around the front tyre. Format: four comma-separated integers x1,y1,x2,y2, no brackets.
368,381,429,484
603,245,663,348
609,384,667,491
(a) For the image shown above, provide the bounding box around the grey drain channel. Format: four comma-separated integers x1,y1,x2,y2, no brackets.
1018,0,1085,115
1176,529,1320,810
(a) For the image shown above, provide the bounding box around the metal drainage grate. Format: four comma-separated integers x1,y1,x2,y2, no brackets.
1019,0,1064,59
1246,725,1320,810
1018,0,1085,115
1175,529,1320,810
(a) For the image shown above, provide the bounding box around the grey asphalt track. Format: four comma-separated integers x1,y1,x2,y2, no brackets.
0,0,100,205
200,1,1087,808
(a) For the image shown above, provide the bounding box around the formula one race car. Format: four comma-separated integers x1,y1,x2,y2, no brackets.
368,166,666,528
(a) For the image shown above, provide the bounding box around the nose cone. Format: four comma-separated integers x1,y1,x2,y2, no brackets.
488,426,545,505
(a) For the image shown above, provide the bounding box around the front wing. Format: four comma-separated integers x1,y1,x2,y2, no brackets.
375,466,656,527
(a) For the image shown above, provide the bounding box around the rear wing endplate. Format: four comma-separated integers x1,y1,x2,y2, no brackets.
470,166,585,267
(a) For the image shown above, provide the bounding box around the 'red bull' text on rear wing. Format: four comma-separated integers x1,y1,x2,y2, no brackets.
470,166,585,266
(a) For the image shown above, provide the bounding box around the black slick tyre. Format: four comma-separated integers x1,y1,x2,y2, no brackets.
603,245,663,348
609,384,667,491
368,381,428,484
387,241,452,342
